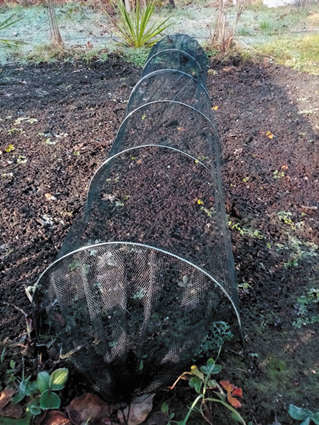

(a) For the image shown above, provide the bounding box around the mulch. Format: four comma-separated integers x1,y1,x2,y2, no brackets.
0,53,318,424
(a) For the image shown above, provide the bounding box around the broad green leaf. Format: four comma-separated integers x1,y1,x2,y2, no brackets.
189,376,202,394
49,368,68,390
25,380,38,396
37,371,50,393
300,419,311,425
28,403,42,416
312,412,319,425
288,405,312,421
40,390,61,410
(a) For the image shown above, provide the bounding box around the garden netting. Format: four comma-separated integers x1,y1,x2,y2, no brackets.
33,34,240,402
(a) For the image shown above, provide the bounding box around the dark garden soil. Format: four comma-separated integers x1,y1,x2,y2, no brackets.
0,54,318,424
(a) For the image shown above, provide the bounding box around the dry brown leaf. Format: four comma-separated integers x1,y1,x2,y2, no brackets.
0,402,24,419
41,410,71,425
66,393,111,425
0,387,15,409
118,394,155,425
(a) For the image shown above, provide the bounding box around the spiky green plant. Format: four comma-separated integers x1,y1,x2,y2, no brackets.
0,14,24,47
113,0,170,48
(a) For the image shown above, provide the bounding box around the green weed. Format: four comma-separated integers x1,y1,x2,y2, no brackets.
0,364,68,425
193,321,233,360
288,404,319,425
293,288,319,329
122,46,150,67
166,357,246,425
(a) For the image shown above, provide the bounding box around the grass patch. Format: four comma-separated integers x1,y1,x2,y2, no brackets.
122,46,150,67
256,33,319,74
14,44,109,64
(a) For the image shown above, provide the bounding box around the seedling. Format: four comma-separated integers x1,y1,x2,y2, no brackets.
0,368,69,424
167,357,246,424
288,404,319,425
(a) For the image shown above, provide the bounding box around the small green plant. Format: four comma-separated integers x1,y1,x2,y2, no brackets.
0,368,69,424
259,20,274,35
0,349,17,390
111,0,170,48
277,211,294,227
123,46,150,67
288,404,319,425
166,357,246,425
293,288,319,328
193,321,233,360
228,220,264,240
273,169,285,179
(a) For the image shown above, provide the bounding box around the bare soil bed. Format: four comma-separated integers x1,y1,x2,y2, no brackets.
0,54,318,424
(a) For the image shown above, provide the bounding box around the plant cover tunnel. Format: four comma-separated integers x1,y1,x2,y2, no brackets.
33,34,240,402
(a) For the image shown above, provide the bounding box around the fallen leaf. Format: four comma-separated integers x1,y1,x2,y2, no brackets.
66,393,111,425
220,380,243,408
212,105,219,111
118,394,155,425
41,410,71,425
0,387,15,409
197,199,204,205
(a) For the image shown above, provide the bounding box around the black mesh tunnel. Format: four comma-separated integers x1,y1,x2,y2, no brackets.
33,34,240,402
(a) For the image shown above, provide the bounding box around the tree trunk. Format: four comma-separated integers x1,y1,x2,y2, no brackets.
47,0,63,47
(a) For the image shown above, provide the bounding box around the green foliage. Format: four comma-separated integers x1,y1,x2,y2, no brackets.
193,321,233,360
293,288,319,328
259,20,274,35
112,0,170,48
0,14,24,47
288,404,319,425
123,46,150,67
0,349,18,390
166,357,246,425
0,367,68,424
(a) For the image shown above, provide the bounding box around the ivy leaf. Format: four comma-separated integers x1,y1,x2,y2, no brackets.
189,376,202,394
49,368,68,391
288,405,313,421
37,371,50,393
40,390,61,410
